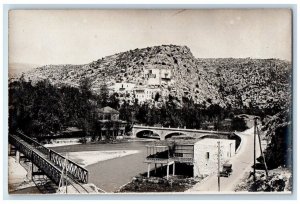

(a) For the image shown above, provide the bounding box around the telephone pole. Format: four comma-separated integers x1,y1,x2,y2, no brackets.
257,125,269,177
253,118,257,181
217,141,221,192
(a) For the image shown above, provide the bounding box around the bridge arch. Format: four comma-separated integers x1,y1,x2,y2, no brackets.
164,132,186,139
134,129,161,140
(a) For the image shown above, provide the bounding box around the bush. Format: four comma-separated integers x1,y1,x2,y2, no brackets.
78,137,87,144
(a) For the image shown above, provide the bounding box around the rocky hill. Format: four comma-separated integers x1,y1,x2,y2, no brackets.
20,44,292,110
197,58,291,109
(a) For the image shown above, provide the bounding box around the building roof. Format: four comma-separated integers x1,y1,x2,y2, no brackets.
98,106,119,114
148,138,201,146
195,138,235,145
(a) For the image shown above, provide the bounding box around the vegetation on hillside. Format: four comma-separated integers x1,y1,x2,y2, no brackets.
259,107,292,170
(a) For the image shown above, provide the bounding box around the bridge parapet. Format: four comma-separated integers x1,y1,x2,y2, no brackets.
132,125,231,140
133,125,230,135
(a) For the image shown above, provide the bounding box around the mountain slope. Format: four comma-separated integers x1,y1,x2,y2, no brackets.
21,45,292,109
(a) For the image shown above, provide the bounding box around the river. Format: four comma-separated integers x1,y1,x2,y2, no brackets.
50,140,153,192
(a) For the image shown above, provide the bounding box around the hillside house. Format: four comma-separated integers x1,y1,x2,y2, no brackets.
134,86,160,104
144,67,172,86
109,83,136,95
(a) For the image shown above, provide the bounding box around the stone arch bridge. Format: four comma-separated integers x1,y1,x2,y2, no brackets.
132,125,231,140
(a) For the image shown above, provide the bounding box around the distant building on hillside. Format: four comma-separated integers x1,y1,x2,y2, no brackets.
134,86,160,104
109,82,136,95
144,67,173,86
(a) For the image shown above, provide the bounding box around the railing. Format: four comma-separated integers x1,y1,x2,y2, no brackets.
173,157,194,163
145,157,174,163
49,150,88,184
10,132,89,184
32,151,62,185
9,134,33,159
16,131,50,156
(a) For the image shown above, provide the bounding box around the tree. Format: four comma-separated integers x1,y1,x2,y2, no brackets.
108,93,120,109
99,82,109,107
79,77,92,99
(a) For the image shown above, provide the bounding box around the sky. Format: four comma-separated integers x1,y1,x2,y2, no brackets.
9,9,292,69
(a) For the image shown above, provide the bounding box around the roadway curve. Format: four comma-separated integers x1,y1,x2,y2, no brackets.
187,127,261,192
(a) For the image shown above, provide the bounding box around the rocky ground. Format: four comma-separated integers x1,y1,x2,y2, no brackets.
234,167,292,192
118,175,201,193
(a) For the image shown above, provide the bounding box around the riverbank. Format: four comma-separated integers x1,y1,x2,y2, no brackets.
62,150,140,167
8,157,37,193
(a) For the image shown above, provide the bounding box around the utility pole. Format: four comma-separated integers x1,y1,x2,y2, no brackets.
217,141,221,192
257,126,269,177
253,118,257,181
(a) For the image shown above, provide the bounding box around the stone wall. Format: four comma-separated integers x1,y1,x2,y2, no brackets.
193,138,236,177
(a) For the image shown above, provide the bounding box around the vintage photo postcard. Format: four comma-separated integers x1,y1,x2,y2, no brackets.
8,9,292,194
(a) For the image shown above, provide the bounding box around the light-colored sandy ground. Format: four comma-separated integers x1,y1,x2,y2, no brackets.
44,142,81,147
8,157,27,185
56,183,105,194
8,157,36,192
64,150,140,167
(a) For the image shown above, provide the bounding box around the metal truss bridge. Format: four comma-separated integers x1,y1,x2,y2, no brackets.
9,131,95,194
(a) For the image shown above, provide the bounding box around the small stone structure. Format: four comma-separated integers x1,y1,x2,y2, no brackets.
193,138,236,177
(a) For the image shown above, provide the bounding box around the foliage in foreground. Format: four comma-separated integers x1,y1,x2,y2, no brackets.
118,175,200,193
235,168,292,192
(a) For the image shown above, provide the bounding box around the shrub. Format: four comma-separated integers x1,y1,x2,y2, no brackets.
79,137,87,144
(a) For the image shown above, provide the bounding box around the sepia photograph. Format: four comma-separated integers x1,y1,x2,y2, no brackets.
7,9,293,195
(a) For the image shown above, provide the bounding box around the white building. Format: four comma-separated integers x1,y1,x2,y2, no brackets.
109,83,136,96
144,68,172,86
134,86,161,104
193,138,236,177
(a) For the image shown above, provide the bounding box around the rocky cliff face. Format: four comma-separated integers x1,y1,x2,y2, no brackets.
21,44,291,109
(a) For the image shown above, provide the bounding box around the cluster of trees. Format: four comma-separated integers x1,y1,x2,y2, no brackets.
10,77,272,138
9,77,117,137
